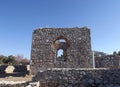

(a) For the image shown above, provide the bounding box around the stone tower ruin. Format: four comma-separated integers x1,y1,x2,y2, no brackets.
31,27,92,74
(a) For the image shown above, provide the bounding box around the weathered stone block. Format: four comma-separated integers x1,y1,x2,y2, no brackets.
5,65,15,74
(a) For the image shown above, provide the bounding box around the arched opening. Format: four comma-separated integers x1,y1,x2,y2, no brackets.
57,49,64,58
56,49,67,61
52,36,70,61
57,39,66,43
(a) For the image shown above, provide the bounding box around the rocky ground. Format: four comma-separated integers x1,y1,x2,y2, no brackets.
0,76,33,87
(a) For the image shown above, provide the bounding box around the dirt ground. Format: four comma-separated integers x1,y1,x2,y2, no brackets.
0,75,32,81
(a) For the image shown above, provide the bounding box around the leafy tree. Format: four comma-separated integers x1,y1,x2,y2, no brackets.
7,55,16,64
0,54,30,65
0,55,7,64
2,55,16,64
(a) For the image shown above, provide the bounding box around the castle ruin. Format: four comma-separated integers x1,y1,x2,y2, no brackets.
31,27,92,75
31,27,120,87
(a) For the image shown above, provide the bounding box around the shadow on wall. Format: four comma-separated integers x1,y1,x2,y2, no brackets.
0,65,30,77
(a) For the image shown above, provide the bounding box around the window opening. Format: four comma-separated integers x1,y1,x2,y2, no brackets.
58,39,66,42
57,49,64,58
52,36,71,61
56,49,67,61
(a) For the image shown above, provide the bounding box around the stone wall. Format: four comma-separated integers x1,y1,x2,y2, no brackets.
0,65,30,77
30,27,120,87
95,55,120,68
33,68,120,87
31,27,92,75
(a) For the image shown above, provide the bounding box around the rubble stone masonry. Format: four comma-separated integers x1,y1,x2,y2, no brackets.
31,27,92,75
30,27,120,87
33,68,120,87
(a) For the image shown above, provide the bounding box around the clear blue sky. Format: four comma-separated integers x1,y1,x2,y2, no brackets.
0,0,120,58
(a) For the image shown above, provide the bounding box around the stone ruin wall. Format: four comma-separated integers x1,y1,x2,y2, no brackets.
30,27,120,87
95,55,120,68
33,68,120,87
31,27,92,75
0,65,30,76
